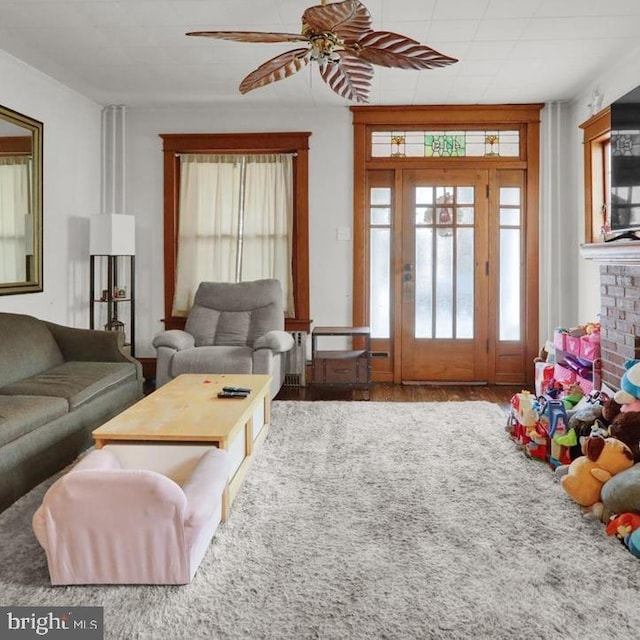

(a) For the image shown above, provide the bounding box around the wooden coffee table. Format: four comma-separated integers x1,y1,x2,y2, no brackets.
92,373,272,519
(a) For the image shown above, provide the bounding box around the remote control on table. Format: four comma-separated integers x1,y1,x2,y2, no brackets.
222,386,251,394
217,390,249,398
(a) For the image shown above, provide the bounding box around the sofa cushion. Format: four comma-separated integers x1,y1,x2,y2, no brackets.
0,313,64,388
0,361,137,410
0,395,69,448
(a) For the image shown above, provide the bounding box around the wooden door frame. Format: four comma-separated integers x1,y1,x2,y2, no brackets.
351,105,542,386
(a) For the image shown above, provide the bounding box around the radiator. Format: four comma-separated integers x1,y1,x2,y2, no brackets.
284,331,307,387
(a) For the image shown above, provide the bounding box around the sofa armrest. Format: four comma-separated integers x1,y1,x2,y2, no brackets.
253,330,294,353
152,330,195,352
44,321,140,373
33,469,190,585
182,449,230,530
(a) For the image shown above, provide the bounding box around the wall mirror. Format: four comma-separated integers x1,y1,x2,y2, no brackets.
0,104,43,294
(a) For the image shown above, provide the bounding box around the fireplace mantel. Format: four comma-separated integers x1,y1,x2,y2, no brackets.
580,242,640,265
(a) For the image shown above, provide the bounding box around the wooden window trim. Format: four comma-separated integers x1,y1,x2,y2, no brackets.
0,136,31,154
580,107,611,244
160,132,311,332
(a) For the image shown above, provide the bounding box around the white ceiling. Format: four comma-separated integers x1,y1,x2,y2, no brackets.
1,0,640,108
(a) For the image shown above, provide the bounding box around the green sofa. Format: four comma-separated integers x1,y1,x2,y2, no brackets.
0,312,144,511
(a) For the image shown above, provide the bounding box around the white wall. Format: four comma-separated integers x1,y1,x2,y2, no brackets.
126,106,354,357
128,101,593,359
570,45,640,324
0,50,102,326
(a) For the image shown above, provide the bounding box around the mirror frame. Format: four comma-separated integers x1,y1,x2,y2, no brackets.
0,104,43,295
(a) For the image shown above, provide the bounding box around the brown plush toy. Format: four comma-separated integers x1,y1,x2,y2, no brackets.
602,397,623,424
608,411,640,463
560,436,634,507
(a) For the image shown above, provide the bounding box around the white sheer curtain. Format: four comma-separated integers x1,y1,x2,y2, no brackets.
173,153,294,316
0,156,30,282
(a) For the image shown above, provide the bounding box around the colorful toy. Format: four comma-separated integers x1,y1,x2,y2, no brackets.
562,383,585,410
544,379,564,399
566,403,605,460
511,391,537,426
626,529,640,559
605,512,640,539
613,360,640,412
536,394,570,466
584,322,600,335
524,422,549,462
508,391,539,445
560,436,635,507
539,395,569,436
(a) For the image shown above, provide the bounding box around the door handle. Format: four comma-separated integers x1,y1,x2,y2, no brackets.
403,273,412,282
403,263,413,271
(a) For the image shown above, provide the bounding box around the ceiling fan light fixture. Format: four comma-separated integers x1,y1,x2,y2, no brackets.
308,31,344,68
187,0,458,103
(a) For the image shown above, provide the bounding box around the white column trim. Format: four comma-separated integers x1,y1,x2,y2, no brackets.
539,101,580,344
101,105,127,215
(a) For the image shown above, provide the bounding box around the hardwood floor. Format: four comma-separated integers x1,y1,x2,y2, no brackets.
145,379,522,411
276,382,523,411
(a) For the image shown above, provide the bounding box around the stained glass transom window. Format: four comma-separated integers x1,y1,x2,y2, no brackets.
371,130,520,158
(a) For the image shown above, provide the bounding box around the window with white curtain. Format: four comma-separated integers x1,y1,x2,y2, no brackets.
0,156,30,283
172,153,294,317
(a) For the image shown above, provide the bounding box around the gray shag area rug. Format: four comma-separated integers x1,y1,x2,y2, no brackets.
1,400,639,639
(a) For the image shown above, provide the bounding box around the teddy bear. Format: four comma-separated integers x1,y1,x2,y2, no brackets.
608,411,640,463
602,396,622,423
560,436,634,507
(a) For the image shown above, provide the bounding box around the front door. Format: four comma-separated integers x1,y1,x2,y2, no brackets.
353,106,541,387
400,169,489,382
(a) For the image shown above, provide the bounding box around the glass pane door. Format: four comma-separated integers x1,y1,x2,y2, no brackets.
401,169,489,382
414,185,475,340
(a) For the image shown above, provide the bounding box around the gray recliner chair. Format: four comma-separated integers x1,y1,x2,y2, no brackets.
152,279,294,399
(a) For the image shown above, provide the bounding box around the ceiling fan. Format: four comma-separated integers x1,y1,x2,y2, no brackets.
186,0,458,103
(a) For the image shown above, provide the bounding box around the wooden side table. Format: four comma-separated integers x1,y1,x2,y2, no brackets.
311,326,371,397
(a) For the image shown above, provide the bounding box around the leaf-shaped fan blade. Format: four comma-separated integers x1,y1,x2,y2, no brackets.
186,31,308,44
303,0,371,43
353,31,458,70
239,48,312,94
320,51,373,103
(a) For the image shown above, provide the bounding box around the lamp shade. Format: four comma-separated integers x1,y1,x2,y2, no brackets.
89,214,135,255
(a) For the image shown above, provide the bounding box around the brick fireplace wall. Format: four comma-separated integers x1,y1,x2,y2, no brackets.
600,265,640,389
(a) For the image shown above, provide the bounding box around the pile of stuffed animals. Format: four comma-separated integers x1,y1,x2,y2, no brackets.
509,359,640,558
